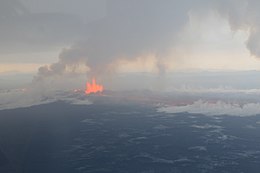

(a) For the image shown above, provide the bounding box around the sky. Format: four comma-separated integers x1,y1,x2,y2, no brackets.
1,0,260,87
1,0,260,75
0,0,106,72
2,0,260,112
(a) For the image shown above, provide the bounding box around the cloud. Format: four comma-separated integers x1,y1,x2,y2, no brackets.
32,0,260,81
3,0,260,95
158,100,260,117
35,0,196,80
0,0,85,54
216,0,260,58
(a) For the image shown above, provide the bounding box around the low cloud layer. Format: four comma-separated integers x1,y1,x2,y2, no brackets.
158,100,260,117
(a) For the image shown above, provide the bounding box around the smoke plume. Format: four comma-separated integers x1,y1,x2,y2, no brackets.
215,0,260,58
35,0,260,81
34,0,193,80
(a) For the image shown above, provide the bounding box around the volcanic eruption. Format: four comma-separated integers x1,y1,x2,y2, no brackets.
85,78,104,94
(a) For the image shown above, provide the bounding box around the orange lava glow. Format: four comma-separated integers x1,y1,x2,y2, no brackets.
85,78,104,94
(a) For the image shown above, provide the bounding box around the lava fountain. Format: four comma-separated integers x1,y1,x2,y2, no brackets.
85,78,104,94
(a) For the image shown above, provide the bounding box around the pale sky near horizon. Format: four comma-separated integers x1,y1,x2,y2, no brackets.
1,0,260,75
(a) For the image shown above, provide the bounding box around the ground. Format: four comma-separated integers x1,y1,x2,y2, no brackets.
0,98,260,173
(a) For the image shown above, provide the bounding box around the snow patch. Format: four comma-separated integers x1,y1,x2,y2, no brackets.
158,100,260,117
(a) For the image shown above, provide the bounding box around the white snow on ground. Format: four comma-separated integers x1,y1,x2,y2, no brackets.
158,100,260,116
0,89,91,110
62,97,92,105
